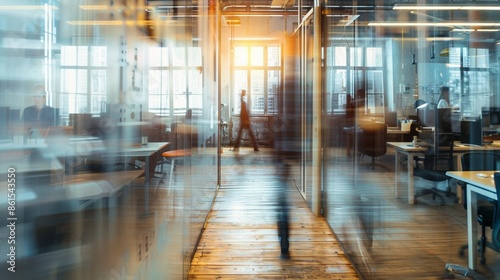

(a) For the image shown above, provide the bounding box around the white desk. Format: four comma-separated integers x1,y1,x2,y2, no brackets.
446,170,497,270
388,142,427,204
110,142,170,214
388,142,500,204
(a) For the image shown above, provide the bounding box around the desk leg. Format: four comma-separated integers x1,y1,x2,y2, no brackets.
467,185,478,270
394,150,400,198
144,156,150,214
407,152,415,204
455,154,463,203
346,133,352,156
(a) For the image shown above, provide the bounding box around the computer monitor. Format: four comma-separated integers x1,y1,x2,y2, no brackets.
385,111,398,127
460,119,483,146
0,107,9,141
70,113,93,136
416,103,435,127
489,107,500,126
8,109,20,123
103,122,143,145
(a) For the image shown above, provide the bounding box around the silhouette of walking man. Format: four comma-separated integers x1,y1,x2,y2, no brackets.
233,89,259,151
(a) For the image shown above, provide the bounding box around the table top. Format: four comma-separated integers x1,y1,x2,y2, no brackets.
387,142,426,152
343,126,410,134
388,141,500,152
446,171,496,193
110,142,170,157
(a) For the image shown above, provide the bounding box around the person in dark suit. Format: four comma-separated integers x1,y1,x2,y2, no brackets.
22,86,56,129
233,89,259,151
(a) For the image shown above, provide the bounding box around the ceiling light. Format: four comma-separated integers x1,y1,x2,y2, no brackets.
477,29,500,32
368,22,500,27
224,16,241,26
439,48,450,57
66,20,154,26
79,5,155,11
393,4,500,11
271,0,295,8
0,5,58,10
425,37,463,41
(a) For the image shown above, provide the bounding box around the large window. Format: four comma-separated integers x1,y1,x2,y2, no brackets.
232,44,281,115
147,46,202,116
326,44,384,114
449,47,490,116
59,45,107,115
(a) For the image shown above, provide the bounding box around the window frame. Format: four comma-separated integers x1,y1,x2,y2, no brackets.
231,41,283,116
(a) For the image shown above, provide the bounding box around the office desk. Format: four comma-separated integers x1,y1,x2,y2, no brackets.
343,126,409,156
105,142,170,214
446,170,497,270
388,142,426,204
388,142,500,204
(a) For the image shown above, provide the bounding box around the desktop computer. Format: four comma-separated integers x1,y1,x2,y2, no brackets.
460,118,483,146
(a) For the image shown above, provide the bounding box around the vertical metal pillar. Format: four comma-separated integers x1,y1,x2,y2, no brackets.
311,0,322,216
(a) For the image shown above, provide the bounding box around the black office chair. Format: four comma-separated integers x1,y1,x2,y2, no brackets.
359,122,389,171
413,133,454,205
458,152,500,264
491,172,500,249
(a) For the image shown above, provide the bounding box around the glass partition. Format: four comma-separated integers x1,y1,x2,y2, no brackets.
321,2,500,279
0,0,218,279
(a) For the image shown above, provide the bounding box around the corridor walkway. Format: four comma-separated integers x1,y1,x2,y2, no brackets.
188,148,359,279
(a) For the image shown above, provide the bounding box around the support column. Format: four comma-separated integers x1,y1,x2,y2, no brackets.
311,0,322,216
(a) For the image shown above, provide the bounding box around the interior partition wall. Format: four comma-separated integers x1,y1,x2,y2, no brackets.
321,1,500,279
0,0,218,279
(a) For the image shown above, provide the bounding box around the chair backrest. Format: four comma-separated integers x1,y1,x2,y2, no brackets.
423,132,455,172
409,122,422,138
461,151,500,172
491,173,500,248
359,122,387,157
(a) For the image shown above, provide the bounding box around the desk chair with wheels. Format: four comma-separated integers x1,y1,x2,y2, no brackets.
491,172,500,250
413,133,454,205
459,151,500,264
359,122,388,170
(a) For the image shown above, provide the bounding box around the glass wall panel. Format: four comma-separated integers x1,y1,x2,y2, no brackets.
321,2,500,279
0,1,218,279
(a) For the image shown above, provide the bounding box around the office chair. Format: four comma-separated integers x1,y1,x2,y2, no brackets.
458,152,500,264
359,122,389,171
492,172,500,249
160,109,194,191
413,133,454,205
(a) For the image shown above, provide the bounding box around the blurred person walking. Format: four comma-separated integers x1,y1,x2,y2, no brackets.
275,156,290,258
233,89,259,151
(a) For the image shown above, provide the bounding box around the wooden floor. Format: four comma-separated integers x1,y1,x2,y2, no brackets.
188,146,500,280
188,148,360,279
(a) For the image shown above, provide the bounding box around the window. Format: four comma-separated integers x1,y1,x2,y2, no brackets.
232,43,282,115
326,44,385,114
60,46,107,115
449,47,490,115
147,46,202,117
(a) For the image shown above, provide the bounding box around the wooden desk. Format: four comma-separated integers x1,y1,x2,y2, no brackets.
388,141,500,204
446,170,497,270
